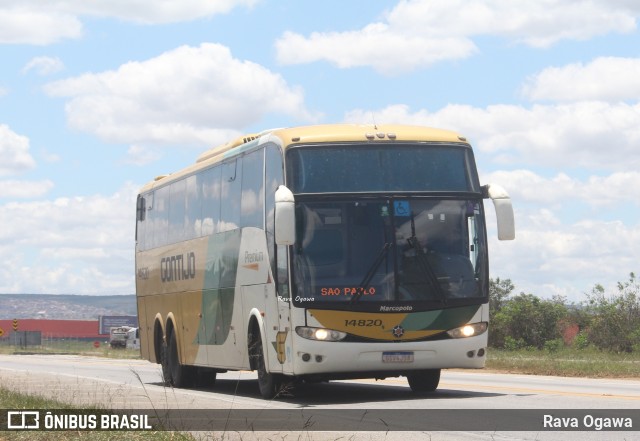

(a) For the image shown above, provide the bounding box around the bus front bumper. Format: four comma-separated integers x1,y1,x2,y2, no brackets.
289,333,487,378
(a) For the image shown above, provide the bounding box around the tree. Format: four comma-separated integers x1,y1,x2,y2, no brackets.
491,293,568,349
489,277,515,314
585,272,640,352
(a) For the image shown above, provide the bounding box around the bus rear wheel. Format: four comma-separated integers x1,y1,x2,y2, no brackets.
160,341,171,385
407,369,441,393
165,330,194,388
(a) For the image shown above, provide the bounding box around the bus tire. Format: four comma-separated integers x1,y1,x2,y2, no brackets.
160,340,171,386
255,332,282,399
407,369,440,393
167,330,194,388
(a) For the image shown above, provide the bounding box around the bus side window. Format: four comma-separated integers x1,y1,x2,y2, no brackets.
152,185,170,248
240,149,264,229
185,174,200,239
220,159,241,231
168,178,187,244
200,166,221,236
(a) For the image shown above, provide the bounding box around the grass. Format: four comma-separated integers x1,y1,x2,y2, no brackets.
0,388,194,441
0,340,141,359
486,347,640,378
0,344,197,440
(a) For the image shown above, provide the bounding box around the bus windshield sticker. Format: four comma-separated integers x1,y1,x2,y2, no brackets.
394,201,410,217
320,287,377,296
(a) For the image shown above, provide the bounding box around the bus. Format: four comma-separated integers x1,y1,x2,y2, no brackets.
135,124,515,398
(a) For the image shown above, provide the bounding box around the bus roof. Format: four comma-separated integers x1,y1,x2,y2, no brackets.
139,124,467,193
271,124,465,147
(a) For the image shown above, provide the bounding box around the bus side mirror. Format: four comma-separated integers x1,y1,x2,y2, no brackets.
275,185,296,246
482,184,515,241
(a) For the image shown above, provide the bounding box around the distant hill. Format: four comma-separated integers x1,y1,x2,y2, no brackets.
0,294,137,320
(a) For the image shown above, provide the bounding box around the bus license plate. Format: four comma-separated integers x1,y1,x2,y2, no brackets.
382,351,414,363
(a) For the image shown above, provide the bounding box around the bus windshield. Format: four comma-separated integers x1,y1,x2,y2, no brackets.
287,143,487,311
291,198,488,312
287,143,479,194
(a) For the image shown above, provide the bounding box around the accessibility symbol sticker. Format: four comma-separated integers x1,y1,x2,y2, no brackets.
394,201,411,217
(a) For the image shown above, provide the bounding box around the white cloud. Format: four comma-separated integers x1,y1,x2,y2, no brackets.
21,56,64,76
44,43,313,147
344,102,640,171
39,149,61,164
123,145,163,166
476,190,640,301
523,57,640,103
0,1,258,45
482,170,640,208
276,0,638,74
0,125,37,176
0,187,134,248
49,0,258,24
276,26,477,75
386,0,637,47
0,183,138,294
488,210,640,302
0,180,54,198
0,7,82,45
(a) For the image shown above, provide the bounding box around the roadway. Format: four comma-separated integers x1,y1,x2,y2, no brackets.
0,354,638,440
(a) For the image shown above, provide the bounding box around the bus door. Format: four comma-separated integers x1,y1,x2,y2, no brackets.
239,228,291,374
239,281,289,373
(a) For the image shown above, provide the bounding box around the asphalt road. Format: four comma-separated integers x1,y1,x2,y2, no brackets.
0,354,638,440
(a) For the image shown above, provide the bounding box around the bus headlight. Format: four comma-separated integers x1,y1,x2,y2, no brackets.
446,322,487,339
296,327,347,341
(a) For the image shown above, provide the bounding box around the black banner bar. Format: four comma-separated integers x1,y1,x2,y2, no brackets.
1,409,638,432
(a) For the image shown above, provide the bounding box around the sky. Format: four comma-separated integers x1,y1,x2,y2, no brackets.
1,0,639,302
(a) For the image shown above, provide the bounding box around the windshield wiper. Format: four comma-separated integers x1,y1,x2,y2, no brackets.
350,242,391,304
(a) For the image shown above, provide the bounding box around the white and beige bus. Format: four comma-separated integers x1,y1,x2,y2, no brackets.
135,124,515,398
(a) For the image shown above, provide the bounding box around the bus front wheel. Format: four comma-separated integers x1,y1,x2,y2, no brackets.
407,369,441,393
254,332,282,399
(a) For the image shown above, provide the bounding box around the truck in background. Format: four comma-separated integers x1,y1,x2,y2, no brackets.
109,326,140,349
